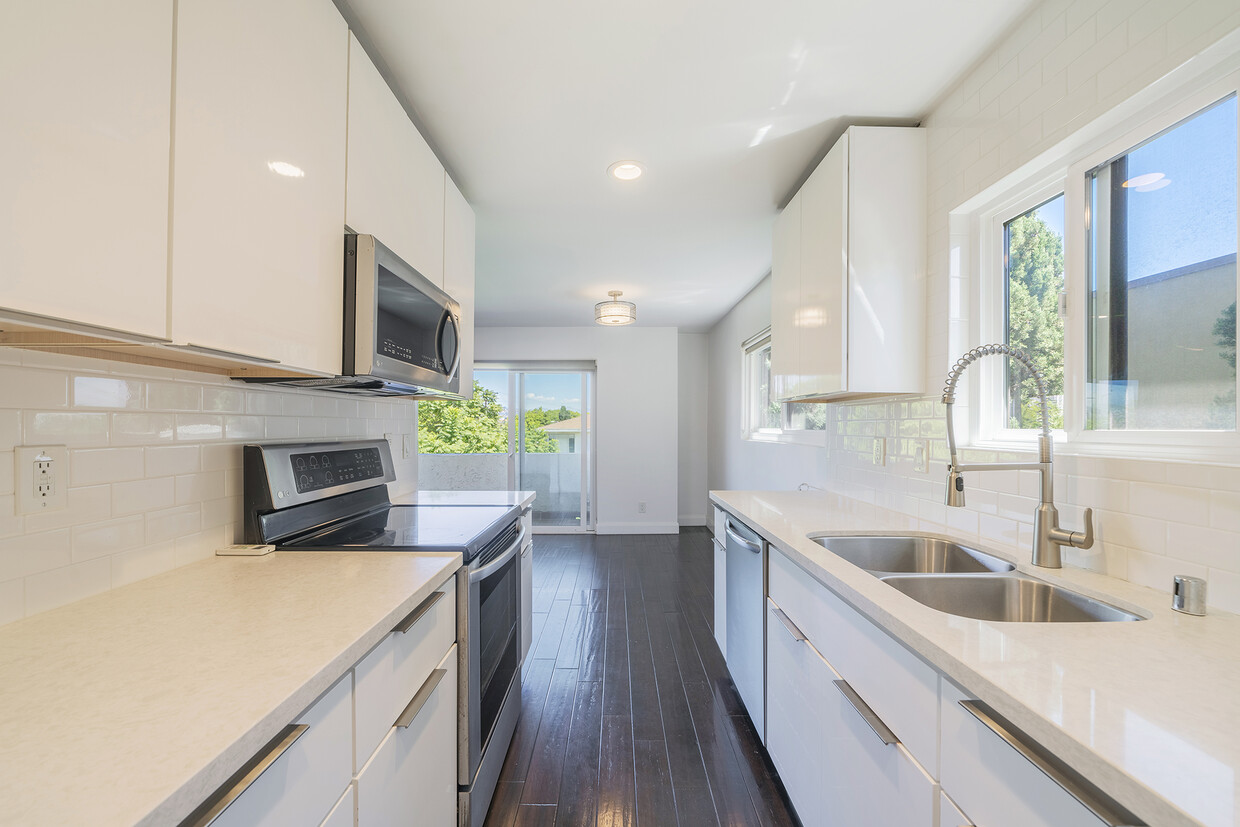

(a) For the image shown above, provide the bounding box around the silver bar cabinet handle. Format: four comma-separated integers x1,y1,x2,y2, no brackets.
833,679,899,746
396,668,448,728
772,607,807,642
724,520,761,553
958,700,1145,827
394,590,444,634
179,724,308,827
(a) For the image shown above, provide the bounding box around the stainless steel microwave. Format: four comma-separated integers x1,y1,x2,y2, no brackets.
242,234,463,398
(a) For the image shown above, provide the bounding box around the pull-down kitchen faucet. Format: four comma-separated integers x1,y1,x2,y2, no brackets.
942,344,1093,568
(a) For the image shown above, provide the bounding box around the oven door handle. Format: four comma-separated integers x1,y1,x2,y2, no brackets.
469,526,527,584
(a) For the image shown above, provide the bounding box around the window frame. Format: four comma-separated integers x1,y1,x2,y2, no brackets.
968,62,1240,460
741,327,828,445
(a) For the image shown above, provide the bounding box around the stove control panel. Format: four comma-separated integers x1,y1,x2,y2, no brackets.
290,446,385,493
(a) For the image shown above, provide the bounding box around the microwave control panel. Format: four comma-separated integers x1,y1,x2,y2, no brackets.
290,446,385,494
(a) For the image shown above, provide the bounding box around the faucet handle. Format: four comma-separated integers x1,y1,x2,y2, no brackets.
1072,507,1094,549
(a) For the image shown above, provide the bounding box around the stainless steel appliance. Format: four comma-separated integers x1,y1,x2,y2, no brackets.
242,439,523,827
243,234,463,398
724,513,766,740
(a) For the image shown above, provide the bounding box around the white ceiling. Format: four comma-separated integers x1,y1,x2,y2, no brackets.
340,0,1036,332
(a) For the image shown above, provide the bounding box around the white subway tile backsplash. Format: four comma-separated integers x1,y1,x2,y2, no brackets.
72,376,144,409
145,505,201,545
25,411,109,446
111,542,177,589
1129,482,1211,527
71,447,145,487
0,411,19,452
175,414,223,442
1165,522,1240,573
24,485,112,534
0,453,12,496
145,445,200,478
245,391,283,416
72,516,145,562
0,367,68,409
113,478,176,516
175,472,226,506
1206,567,1240,614
1127,549,1207,595
1211,491,1240,533
201,386,245,414
113,413,175,445
0,578,23,625
0,530,72,581
24,557,111,616
147,382,202,412
223,415,264,440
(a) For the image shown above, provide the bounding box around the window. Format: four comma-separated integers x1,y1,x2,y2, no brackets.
742,329,827,440
971,71,1240,456
1084,96,1237,432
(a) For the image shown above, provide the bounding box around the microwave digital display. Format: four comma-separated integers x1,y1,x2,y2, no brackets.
376,265,452,373
290,446,384,493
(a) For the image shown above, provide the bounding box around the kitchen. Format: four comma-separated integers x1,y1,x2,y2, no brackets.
1,0,1238,826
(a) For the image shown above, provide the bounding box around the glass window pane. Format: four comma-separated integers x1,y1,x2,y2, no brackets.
1086,96,1238,431
784,402,827,430
416,369,510,453
1004,194,1065,429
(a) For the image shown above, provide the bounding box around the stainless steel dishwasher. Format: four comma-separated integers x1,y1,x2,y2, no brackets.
724,513,766,740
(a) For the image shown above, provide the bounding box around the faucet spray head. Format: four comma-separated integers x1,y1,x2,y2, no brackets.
946,468,966,507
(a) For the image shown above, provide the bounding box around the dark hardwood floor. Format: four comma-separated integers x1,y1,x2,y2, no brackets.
483,528,799,827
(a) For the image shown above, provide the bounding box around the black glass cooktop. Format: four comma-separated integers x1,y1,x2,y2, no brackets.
287,503,519,560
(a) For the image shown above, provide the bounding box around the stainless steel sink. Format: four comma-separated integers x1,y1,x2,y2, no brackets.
880,574,1143,622
809,535,1015,576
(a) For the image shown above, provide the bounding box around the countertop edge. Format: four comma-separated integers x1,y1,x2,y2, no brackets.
710,489,1209,827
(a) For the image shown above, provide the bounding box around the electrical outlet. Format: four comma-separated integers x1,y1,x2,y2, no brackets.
638,501,647,514
914,440,930,474
872,438,885,467
383,432,411,460
16,445,68,514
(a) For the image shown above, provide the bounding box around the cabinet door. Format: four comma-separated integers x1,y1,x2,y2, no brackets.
521,539,533,663
345,35,446,287
713,539,727,653
212,674,353,827
443,174,475,396
770,191,802,400
798,132,849,397
765,598,829,824
170,0,347,373
940,790,972,827
0,1,171,339
321,784,355,827
356,645,458,826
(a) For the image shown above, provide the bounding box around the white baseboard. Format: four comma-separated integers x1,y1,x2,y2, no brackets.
678,514,707,526
595,522,681,535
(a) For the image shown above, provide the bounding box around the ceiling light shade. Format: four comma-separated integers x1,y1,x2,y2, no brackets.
607,160,644,180
594,290,636,326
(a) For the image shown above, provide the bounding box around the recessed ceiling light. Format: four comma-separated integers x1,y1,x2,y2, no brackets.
267,160,305,178
607,161,644,181
1122,172,1164,188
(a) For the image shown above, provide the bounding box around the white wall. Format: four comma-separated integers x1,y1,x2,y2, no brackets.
707,0,1240,613
475,327,679,534
677,332,710,525
0,349,418,625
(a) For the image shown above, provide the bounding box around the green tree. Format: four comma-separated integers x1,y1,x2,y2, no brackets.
1006,213,1065,429
417,387,573,454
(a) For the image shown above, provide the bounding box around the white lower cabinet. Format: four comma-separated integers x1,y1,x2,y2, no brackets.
713,539,727,652
321,785,355,827
940,790,972,827
521,537,534,663
356,645,459,826
766,597,934,827
212,674,353,827
940,680,1111,827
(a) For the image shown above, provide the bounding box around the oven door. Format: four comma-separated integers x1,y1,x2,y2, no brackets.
460,523,525,786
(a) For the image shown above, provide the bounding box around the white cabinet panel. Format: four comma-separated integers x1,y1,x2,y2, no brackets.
521,538,533,663
0,1,171,339
356,645,459,827
354,578,456,771
321,784,355,827
443,174,475,396
713,539,726,653
797,134,848,398
770,191,802,400
940,681,1109,827
170,0,347,374
345,35,445,288
769,547,939,776
213,674,353,827
940,789,972,827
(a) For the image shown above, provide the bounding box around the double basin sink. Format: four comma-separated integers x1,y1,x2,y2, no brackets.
809,535,1142,622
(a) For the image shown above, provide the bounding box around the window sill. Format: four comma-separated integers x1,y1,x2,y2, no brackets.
743,431,828,447
970,436,1240,465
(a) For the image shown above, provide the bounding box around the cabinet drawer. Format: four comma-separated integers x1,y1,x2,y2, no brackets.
769,547,939,775
320,784,354,827
940,789,971,827
940,680,1127,827
208,673,353,827
356,645,459,826
354,576,457,770
713,539,726,653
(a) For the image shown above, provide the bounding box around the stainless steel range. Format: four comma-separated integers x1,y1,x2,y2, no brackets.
242,439,524,827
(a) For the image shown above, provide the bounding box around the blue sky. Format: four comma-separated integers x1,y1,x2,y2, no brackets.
474,370,584,415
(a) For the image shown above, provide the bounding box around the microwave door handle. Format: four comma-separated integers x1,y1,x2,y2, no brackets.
437,309,462,381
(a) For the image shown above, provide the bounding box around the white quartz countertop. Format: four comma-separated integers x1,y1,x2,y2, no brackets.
711,489,1240,827
0,550,461,826
394,489,537,508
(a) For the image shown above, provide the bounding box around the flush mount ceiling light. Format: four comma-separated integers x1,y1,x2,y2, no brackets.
607,160,644,181
594,290,636,326
267,160,305,178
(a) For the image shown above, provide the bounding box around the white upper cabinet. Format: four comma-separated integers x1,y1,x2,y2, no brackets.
772,126,926,401
169,0,348,374
0,1,172,340
346,35,446,288
443,174,475,398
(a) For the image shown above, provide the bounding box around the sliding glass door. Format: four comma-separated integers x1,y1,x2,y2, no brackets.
417,363,595,532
